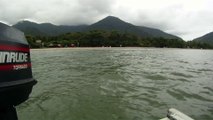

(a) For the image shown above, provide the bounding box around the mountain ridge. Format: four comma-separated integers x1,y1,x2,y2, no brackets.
13,20,88,36
13,16,181,39
194,32,213,45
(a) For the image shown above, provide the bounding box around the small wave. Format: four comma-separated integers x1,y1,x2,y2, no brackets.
187,70,202,74
144,74,168,81
203,87,213,92
141,86,161,91
198,69,213,72
176,78,190,82
167,90,186,101
167,89,213,102
171,72,193,78
140,97,165,107
177,60,189,64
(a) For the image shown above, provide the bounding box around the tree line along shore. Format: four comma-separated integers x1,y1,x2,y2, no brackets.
26,30,213,49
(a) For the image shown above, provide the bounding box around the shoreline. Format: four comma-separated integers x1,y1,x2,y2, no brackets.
30,47,144,50
30,47,211,51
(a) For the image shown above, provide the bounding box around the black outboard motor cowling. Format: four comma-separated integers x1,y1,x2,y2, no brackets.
0,22,37,107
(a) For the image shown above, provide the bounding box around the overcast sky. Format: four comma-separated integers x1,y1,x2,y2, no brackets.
0,0,212,40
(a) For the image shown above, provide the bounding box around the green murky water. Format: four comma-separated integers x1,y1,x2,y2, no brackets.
17,48,213,120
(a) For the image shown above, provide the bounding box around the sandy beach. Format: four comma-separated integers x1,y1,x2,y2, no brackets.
30,47,146,51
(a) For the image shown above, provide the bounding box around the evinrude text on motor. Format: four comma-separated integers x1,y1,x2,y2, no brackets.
0,22,37,119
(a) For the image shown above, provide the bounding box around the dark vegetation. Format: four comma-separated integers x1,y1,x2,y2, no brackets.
26,30,213,49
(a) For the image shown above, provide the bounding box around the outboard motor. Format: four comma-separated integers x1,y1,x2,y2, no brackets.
0,22,37,119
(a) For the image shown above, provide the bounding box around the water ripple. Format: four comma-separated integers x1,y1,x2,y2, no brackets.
17,48,213,120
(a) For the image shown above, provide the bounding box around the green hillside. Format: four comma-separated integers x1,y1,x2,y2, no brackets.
194,32,213,45
13,16,180,39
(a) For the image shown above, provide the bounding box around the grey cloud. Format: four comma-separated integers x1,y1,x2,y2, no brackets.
78,0,113,13
0,0,114,25
58,0,114,25
0,0,36,24
0,0,213,40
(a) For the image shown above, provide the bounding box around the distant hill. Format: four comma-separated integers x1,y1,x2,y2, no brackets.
13,16,181,39
88,16,180,39
194,32,213,45
87,16,146,35
13,21,87,36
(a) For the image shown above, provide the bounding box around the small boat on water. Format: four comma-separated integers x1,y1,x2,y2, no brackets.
160,108,194,120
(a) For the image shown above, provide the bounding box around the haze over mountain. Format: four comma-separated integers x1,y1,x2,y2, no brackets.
194,32,213,45
13,16,181,39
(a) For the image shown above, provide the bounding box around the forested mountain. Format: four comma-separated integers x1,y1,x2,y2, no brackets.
13,21,87,36
11,16,213,49
194,32,213,45
87,16,180,39
13,16,180,39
